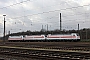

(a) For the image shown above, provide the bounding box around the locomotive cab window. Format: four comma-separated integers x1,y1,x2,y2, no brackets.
76,34,79,36
73,35,75,36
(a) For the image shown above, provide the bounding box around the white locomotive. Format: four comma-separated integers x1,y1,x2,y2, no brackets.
8,33,80,42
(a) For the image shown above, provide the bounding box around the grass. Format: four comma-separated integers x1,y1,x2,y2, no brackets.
80,39,90,42
0,40,3,42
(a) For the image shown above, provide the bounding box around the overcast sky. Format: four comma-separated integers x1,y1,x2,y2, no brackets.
0,0,90,36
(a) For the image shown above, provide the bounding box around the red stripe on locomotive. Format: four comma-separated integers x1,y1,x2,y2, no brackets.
47,36,76,38
8,38,23,40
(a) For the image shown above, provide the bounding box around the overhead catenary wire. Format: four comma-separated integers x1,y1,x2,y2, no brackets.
2,2,90,20
0,0,68,16
0,10,89,27
0,0,90,33
0,0,30,10
1,12,89,28
0,0,90,21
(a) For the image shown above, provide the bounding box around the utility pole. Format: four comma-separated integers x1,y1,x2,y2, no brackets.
78,24,79,31
86,29,87,40
78,24,80,34
60,13,61,31
8,31,10,35
47,24,48,31
42,25,43,30
3,15,6,43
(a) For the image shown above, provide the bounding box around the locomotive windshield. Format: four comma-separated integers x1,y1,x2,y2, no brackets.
76,33,79,36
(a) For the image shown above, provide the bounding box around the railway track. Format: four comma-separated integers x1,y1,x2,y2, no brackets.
1,42,90,52
0,42,90,60
0,46,90,60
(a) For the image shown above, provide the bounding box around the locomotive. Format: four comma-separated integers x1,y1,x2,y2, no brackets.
8,33,80,42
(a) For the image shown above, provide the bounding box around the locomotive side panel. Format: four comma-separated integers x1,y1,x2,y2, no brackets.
46,33,80,42
8,36,23,42
8,33,80,42
23,35,45,42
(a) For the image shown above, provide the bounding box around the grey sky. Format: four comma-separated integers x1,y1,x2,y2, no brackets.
0,0,90,36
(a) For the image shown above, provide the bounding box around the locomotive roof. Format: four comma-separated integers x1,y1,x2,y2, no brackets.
48,33,78,35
